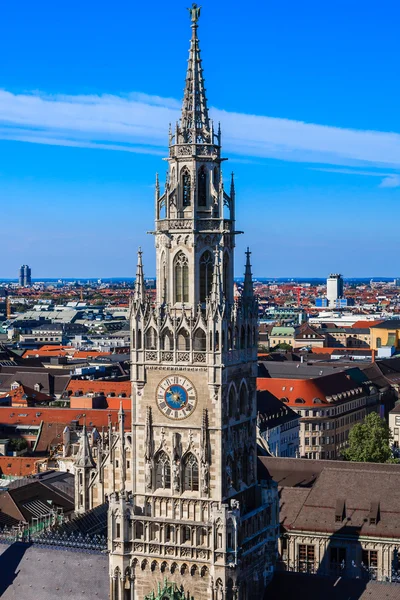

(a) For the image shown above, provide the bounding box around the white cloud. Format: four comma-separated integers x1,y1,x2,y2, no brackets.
379,174,400,188
311,166,400,187
0,89,399,170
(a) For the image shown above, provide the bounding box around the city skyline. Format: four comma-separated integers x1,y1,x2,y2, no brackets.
1,0,399,278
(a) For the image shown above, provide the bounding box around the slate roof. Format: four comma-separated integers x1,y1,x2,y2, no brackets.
258,360,342,380
0,476,74,524
371,319,400,329
259,457,400,538
265,572,400,599
257,390,300,432
0,542,108,600
0,368,70,397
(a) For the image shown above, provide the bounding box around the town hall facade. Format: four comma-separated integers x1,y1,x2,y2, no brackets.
106,5,278,599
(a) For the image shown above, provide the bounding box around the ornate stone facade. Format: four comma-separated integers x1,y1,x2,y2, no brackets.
107,5,279,599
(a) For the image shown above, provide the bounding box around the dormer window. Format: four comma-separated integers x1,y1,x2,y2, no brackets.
335,498,346,523
369,501,379,525
11,381,20,390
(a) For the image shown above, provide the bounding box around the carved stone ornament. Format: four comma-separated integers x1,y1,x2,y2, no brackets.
145,460,152,491
172,460,180,493
201,461,209,495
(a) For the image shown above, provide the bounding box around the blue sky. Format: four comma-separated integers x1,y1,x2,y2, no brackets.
0,0,399,278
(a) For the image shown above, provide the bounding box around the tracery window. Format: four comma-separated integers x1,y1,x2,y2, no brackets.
182,169,191,207
145,327,157,350
174,252,189,303
199,250,213,303
198,166,207,207
183,453,199,491
155,451,171,490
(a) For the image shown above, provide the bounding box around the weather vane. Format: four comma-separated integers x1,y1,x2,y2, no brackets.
188,3,201,24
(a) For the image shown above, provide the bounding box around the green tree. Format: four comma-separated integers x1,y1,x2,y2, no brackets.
9,438,28,452
342,412,396,463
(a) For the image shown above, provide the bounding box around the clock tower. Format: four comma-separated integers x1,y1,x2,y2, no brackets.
108,5,278,600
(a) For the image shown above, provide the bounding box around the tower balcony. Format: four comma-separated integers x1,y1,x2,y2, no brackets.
156,218,233,233
169,143,220,160
142,347,257,367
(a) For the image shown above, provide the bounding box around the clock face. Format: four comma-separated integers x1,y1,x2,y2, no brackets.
156,375,197,420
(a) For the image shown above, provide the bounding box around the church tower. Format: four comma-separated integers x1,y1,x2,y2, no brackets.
108,5,278,599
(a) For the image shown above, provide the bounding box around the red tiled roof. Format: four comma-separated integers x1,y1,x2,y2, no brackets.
0,384,53,406
257,373,365,407
22,347,111,359
0,456,42,477
308,347,337,355
67,380,130,398
0,407,131,428
351,320,383,329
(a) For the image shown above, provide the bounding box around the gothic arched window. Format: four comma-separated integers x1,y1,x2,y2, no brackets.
198,166,207,207
182,168,191,207
193,328,206,351
177,329,190,351
199,250,213,303
228,386,236,419
161,329,174,351
239,384,247,415
155,451,171,490
240,326,245,349
145,327,157,350
174,252,189,303
183,453,199,491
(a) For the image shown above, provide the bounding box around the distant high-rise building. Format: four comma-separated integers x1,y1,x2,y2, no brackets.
327,273,344,307
18,265,32,287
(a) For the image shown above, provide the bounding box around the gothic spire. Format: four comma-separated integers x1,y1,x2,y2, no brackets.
118,401,126,491
134,248,145,303
180,4,210,138
76,425,95,469
243,247,254,300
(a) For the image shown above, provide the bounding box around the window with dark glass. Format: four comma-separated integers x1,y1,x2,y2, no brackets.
182,169,191,207
330,547,346,565
183,453,199,491
174,252,189,303
298,544,315,573
198,166,207,206
362,549,378,568
199,251,213,302
155,451,171,489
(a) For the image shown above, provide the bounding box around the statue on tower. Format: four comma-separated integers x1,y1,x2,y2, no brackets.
188,3,201,23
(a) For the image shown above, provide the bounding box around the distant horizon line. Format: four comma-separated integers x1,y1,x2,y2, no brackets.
1,276,399,283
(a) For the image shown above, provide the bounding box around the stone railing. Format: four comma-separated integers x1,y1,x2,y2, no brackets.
145,350,206,365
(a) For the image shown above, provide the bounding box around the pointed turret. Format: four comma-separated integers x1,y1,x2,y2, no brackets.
230,172,235,201
180,4,210,140
243,247,254,300
76,425,95,469
133,248,145,303
210,247,223,306
118,401,126,491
